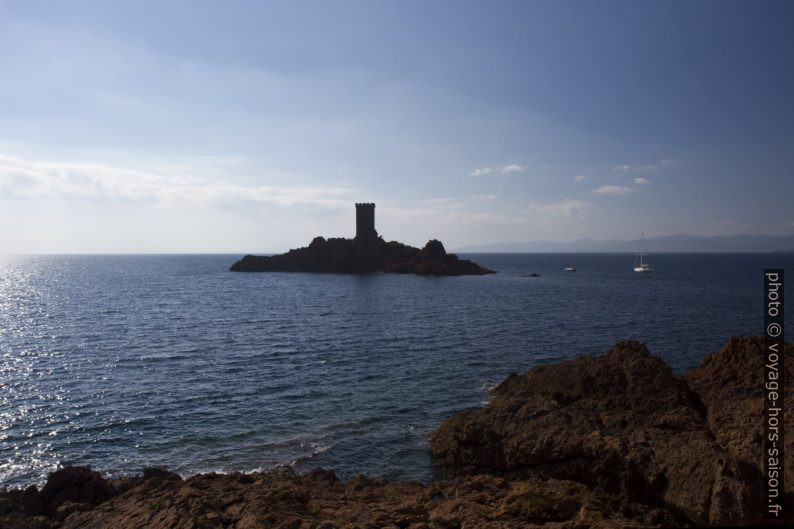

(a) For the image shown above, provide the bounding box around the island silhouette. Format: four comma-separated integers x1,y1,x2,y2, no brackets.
230,203,493,275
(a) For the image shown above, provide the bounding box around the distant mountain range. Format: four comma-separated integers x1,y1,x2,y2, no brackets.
455,234,794,253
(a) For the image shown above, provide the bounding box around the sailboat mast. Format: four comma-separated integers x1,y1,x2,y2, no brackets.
640,230,645,267
633,230,653,272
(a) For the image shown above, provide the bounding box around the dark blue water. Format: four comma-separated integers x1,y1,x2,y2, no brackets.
1,253,791,488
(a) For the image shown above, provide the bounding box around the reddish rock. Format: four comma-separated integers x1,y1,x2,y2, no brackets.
18,485,43,516
432,337,793,526
142,467,182,484
38,466,116,517
1,466,682,528
682,336,794,521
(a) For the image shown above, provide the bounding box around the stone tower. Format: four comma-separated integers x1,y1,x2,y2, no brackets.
355,203,377,241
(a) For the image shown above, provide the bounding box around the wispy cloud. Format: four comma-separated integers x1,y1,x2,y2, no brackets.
381,206,517,226
0,153,352,209
527,199,590,220
613,161,671,172
633,177,651,184
767,220,794,235
382,198,589,232
707,220,751,229
472,194,496,200
468,164,525,176
573,174,588,182
423,197,463,209
700,220,754,235
594,185,632,195
468,167,493,177
501,164,525,174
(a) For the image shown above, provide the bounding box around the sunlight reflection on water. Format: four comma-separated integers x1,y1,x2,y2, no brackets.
0,253,790,487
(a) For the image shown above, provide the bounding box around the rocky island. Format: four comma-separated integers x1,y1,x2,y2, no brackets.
2,336,790,528
230,203,494,276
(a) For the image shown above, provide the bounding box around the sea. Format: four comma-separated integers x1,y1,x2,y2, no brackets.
1,253,791,488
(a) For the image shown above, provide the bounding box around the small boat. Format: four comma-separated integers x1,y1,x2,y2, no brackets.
564,265,576,272
633,230,654,272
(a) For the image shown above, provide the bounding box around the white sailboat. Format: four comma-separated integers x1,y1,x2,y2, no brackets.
633,230,654,272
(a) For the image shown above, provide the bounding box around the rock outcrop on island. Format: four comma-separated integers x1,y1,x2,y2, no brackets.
1,337,790,528
230,202,493,276
230,238,494,276
431,336,793,527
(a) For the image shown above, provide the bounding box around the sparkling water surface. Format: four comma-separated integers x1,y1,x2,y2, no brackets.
1,253,791,487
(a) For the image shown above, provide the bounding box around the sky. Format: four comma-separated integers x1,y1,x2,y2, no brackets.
0,0,792,253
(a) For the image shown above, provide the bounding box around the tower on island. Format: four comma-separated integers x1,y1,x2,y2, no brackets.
355,202,378,242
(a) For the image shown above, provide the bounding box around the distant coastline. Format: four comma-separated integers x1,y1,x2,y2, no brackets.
455,233,794,253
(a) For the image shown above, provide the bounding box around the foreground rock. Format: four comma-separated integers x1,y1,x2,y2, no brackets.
432,336,793,526
230,238,494,276
0,466,681,529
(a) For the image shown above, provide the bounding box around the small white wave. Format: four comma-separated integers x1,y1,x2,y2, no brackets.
300,435,333,456
309,440,331,454
478,380,497,392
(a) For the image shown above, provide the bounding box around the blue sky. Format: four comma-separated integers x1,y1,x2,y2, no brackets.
0,0,792,252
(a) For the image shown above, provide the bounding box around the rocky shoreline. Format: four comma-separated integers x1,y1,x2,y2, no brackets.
2,336,791,528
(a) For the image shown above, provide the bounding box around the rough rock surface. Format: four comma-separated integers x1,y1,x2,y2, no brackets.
230,238,493,276
682,336,794,519
432,337,793,526
1,467,681,529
